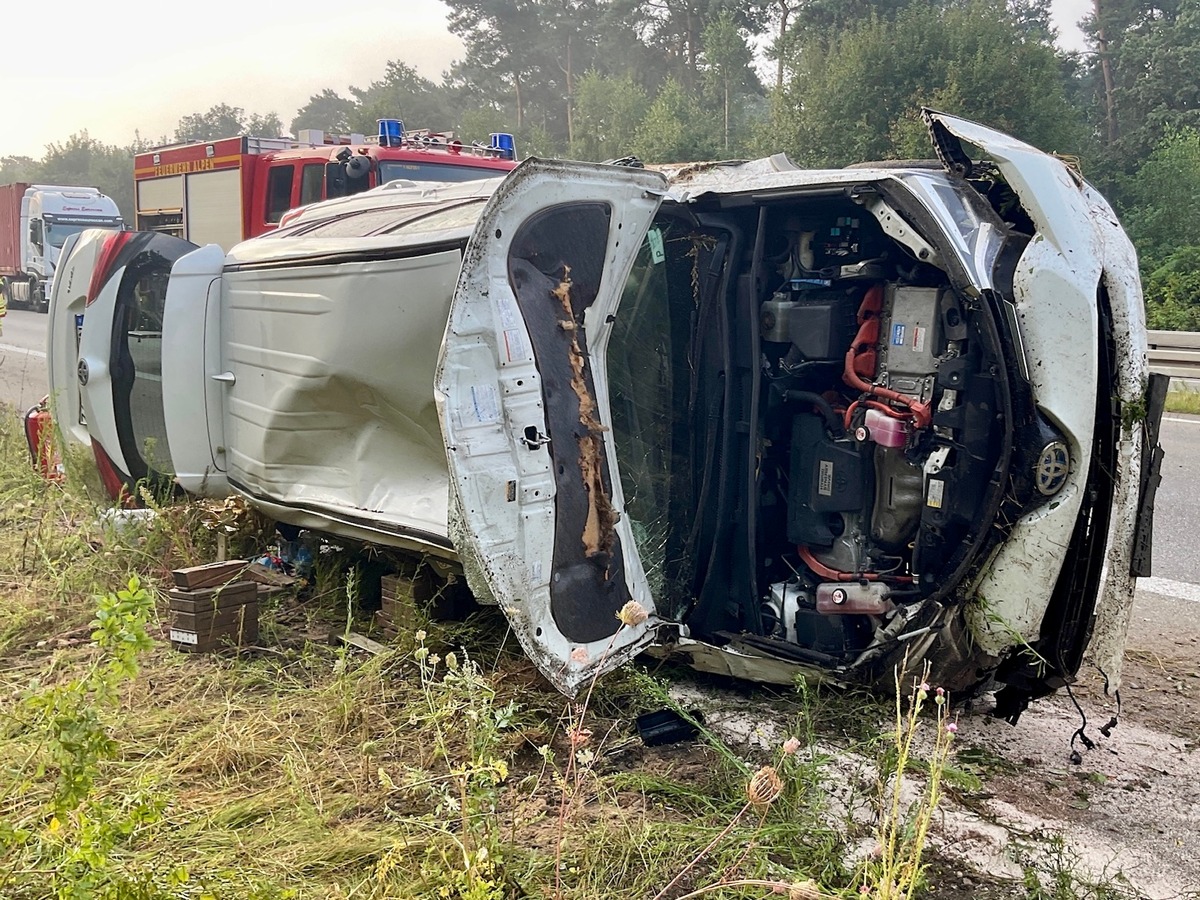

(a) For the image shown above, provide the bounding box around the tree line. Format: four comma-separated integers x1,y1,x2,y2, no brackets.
3,0,1199,328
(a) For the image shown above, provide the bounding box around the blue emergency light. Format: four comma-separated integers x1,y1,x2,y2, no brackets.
489,132,516,160
378,119,404,147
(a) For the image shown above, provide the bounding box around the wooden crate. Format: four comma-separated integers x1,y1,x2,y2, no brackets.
169,617,259,653
168,581,257,613
168,579,258,652
172,602,259,634
172,560,251,590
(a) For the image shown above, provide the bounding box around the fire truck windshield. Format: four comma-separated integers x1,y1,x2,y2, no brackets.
376,161,507,185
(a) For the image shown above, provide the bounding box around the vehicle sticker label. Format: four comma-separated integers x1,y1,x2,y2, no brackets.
926,479,945,509
912,325,926,353
169,629,198,645
470,383,501,425
818,460,834,497
647,227,666,264
503,329,529,362
497,296,524,331
891,323,906,346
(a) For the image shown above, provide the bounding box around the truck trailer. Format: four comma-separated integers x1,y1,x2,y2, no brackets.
0,183,124,313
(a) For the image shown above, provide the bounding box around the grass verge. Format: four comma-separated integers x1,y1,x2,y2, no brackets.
0,408,1076,899
1164,385,1200,415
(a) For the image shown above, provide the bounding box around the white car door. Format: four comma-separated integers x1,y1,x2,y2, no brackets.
436,159,669,694
161,244,231,498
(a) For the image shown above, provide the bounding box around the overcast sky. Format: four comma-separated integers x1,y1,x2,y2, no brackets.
0,0,1094,160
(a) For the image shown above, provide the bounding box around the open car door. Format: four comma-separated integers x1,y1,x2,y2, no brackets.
72,231,197,498
436,159,668,694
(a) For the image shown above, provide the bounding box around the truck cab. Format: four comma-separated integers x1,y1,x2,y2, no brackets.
0,184,123,313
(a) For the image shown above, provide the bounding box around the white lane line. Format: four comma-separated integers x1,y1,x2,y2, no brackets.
1137,576,1200,603
0,342,47,359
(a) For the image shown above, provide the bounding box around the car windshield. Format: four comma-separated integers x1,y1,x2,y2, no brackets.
605,216,702,616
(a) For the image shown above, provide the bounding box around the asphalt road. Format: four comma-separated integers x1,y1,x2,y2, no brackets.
1153,415,1200,585
0,308,49,412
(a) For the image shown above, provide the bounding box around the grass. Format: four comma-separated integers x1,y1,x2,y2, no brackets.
1164,385,1200,415
0,406,1127,899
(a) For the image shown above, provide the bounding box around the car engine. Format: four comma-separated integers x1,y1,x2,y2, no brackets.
748,200,1006,663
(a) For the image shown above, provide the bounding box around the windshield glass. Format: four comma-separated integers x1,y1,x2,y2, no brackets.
377,161,506,185
46,221,122,248
605,216,702,614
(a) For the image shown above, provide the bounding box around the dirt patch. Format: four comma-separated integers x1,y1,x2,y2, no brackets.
951,677,1199,899
662,604,1200,900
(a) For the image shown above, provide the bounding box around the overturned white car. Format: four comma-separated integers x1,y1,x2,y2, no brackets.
46,111,1165,716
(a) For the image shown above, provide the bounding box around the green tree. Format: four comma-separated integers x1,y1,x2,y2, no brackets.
621,0,769,94
1081,1,1200,181
444,0,545,131
0,155,39,183
770,0,1083,166
174,104,283,142
291,89,358,134
245,112,285,137
1122,126,1200,266
349,61,454,134
1143,247,1200,330
38,133,136,221
631,78,721,162
700,10,760,152
570,72,651,159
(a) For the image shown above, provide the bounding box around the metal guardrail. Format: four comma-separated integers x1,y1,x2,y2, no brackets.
1148,330,1200,382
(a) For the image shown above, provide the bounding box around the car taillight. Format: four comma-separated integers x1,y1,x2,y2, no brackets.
91,439,132,504
86,231,133,307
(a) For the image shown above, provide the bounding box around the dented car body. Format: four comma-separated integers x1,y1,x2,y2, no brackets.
47,111,1163,715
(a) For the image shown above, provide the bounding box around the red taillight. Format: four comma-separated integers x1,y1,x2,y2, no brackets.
86,231,133,307
91,439,134,505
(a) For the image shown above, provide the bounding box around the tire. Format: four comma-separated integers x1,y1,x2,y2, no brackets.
30,277,47,314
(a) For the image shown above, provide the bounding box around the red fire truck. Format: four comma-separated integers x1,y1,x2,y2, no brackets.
133,120,517,250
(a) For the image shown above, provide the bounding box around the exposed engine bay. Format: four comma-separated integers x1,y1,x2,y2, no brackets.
609,182,1034,681
756,218,999,666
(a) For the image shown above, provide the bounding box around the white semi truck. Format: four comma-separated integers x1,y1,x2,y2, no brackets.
0,183,123,313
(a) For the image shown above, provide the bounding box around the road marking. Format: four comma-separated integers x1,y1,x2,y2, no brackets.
1137,575,1200,603
0,342,47,359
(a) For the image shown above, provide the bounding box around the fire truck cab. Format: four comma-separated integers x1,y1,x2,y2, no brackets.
133,120,517,252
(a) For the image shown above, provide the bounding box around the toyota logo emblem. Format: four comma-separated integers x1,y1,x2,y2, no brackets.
77,359,89,386
1035,441,1070,496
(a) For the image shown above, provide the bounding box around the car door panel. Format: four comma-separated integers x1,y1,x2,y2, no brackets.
162,243,231,497
437,159,667,694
